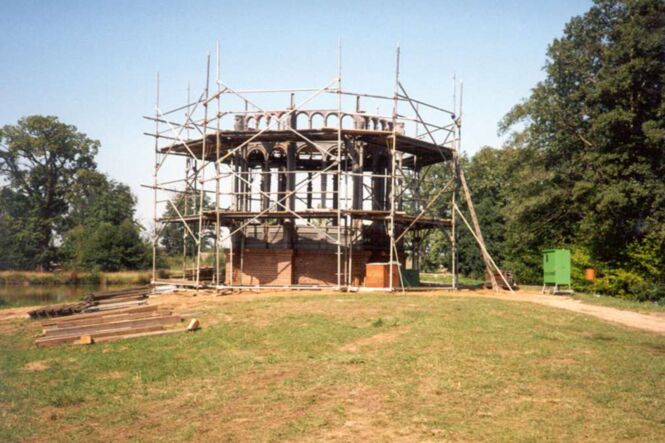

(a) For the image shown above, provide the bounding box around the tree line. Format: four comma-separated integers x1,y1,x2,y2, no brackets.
0,116,150,272
425,0,665,302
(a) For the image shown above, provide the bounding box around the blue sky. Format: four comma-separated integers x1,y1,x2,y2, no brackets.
0,0,592,226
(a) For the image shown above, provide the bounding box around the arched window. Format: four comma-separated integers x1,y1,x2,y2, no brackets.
296,112,309,129
310,113,324,129
324,113,339,129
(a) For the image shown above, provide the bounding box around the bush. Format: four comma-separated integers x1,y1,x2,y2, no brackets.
595,269,663,302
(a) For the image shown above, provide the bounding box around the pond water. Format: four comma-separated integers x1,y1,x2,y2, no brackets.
0,285,134,309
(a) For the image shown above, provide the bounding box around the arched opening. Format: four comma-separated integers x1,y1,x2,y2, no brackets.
296,112,309,129
269,147,288,210
255,115,265,130
341,114,355,129
310,113,324,129
324,113,339,129
246,148,266,168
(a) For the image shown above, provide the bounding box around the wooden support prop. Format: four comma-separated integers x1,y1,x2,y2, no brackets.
457,157,498,290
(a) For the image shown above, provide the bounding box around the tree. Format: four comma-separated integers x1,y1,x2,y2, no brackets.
1,115,150,272
160,193,211,257
60,171,149,271
65,169,136,228
500,0,665,292
63,221,149,272
457,147,517,278
0,116,98,269
0,188,36,270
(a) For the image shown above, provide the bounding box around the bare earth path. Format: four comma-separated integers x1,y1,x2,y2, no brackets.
472,290,665,335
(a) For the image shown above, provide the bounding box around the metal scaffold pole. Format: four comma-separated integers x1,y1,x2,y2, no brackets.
195,53,211,291
451,76,458,290
215,41,222,289
336,39,342,290
152,72,160,285
388,45,400,292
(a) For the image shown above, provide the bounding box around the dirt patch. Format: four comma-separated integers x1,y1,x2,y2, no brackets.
97,371,128,380
0,306,33,321
23,360,49,372
540,357,577,366
340,326,410,352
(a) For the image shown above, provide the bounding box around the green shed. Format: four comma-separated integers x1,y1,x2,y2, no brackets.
543,249,571,287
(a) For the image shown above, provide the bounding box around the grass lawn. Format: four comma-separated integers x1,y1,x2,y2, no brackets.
1,292,664,441
572,292,665,314
420,273,484,286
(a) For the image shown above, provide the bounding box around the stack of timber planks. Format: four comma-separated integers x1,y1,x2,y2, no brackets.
35,305,185,347
84,286,151,311
28,286,151,319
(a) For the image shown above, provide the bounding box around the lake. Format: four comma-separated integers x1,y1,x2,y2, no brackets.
0,284,135,309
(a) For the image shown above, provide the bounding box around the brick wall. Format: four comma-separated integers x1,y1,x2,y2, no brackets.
225,249,293,286
293,250,371,286
225,248,377,287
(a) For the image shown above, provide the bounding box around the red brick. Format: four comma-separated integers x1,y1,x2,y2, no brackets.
225,249,293,286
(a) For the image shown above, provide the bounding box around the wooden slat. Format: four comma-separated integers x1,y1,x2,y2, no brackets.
36,325,165,347
88,286,150,299
43,315,181,338
43,311,171,331
84,300,148,312
93,295,147,305
89,327,188,344
40,305,158,326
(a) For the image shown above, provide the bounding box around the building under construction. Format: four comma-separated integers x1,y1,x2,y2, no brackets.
146,45,505,291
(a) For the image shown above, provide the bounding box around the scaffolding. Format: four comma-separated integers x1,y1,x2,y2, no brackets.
144,44,511,292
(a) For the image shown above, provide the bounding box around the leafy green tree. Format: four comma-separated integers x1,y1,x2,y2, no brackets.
417,161,455,272
0,116,98,269
160,193,211,257
457,147,517,278
64,220,149,272
500,0,665,293
1,115,149,272
0,188,35,269
60,170,149,271
65,169,136,228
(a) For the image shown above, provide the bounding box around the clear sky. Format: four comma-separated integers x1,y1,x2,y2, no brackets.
0,0,592,227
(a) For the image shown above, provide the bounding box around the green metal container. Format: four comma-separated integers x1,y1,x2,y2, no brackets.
543,249,571,286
